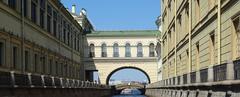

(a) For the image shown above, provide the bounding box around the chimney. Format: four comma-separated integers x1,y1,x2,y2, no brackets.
72,4,76,13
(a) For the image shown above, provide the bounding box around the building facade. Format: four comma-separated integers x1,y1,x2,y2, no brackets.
161,0,240,85
0,0,85,80
84,30,160,84
156,16,162,81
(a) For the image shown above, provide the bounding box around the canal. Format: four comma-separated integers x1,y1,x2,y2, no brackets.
112,95,146,97
112,88,146,97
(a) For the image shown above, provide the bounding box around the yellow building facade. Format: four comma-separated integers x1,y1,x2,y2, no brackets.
161,0,240,85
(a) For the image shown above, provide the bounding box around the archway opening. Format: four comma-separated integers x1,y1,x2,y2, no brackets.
106,67,151,85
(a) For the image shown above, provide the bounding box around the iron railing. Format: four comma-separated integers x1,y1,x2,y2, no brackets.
0,71,109,88
190,72,196,83
173,77,175,85
200,69,208,82
183,74,187,84
213,63,227,81
177,76,181,85
234,59,240,79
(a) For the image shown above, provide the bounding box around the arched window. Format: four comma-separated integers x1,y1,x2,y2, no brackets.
137,43,143,57
101,43,107,57
149,43,155,57
125,43,131,57
89,44,95,57
113,43,119,57
156,42,161,57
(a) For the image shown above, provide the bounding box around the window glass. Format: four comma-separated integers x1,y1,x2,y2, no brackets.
113,43,119,57
8,0,16,9
101,43,107,57
89,44,95,57
125,43,131,57
149,43,155,57
137,43,143,57
31,1,37,23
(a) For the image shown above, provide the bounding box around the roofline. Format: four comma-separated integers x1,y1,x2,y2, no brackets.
92,30,159,32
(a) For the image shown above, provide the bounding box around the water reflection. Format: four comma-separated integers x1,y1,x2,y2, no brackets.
112,95,146,97
112,89,146,97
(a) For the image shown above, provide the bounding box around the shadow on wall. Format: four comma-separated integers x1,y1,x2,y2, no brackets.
82,31,98,83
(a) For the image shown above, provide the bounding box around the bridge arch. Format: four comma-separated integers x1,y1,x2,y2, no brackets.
105,66,151,85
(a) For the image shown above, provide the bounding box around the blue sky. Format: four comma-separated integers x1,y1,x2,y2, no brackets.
109,69,149,83
61,0,160,83
61,0,160,30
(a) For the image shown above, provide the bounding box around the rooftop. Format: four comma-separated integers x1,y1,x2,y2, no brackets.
87,30,160,37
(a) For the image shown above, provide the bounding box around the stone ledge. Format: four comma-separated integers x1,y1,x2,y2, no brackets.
146,80,240,89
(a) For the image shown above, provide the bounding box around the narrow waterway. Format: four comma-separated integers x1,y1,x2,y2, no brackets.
112,88,146,97
112,95,146,97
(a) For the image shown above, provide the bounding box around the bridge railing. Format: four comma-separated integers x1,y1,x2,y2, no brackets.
0,71,111,89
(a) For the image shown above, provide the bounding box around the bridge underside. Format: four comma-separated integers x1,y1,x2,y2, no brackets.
84,58,158,85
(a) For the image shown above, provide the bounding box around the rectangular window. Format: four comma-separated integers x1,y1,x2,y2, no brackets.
41,56,46,73
40,0,45,28
75,36,77,50
34,54,38,72
21,0,28,17
55,61,58,75
63,21,66,43
24,50,29,71
40,10,45,28
31,1,37,23
78,35,81,51
49,59,52,75
12,46,18,69
0,42,4,66
47,5,52,33
8,0,16,9
64,64,67,77
60,63,63,76
53,11,57,37
67,25,71,45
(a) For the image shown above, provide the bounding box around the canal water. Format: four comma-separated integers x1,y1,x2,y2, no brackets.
112,88,146,97
112,95,146,97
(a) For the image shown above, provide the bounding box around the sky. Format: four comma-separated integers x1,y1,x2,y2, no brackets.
61,0,160,30
109,69,149,83
61,0,160,83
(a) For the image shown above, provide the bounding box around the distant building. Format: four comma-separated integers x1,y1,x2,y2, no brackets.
156,16,162,81
84,30,160,84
